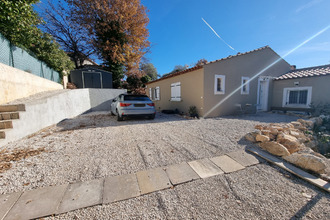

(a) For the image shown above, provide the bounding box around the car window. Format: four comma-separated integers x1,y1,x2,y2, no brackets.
124,95,151,101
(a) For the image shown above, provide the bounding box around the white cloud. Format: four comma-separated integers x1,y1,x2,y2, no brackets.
296,0,323,13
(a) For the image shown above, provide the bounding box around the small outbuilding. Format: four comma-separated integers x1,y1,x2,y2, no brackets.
272,64,330,111
70,66,113,88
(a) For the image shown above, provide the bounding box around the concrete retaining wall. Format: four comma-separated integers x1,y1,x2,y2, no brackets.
1,88,126,146
0,63,63,104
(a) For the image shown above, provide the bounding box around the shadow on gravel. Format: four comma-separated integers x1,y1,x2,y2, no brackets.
56,112,187,132
216,112,301,124
290,193,329,219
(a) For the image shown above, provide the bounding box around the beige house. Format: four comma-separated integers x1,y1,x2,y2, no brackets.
146,46,291,117
272,65,330,110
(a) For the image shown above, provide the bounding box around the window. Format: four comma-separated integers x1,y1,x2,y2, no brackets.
149,87,160,101
154,87,160,101
241,77,250,95
282,87,312,107
149,88,153,100
214,75,225,95
171,82,181,101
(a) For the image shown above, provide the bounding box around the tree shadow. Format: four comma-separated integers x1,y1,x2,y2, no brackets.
215,112,301,124
290,192,329,219
56,111,188,132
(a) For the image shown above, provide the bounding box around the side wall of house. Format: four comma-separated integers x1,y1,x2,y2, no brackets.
203,48,291,117
272,75,330,108
146,68,204,116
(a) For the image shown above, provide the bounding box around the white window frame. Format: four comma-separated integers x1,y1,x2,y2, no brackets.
214,75,225,95
171,82,181,101
241,77,250,95
282,87,312,108
154,86,160,101
149,88,153,100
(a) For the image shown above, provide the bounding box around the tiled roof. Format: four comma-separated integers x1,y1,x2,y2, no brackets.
276,64,330,80
147,45,272,84
207,45,271,64
146,65,203,84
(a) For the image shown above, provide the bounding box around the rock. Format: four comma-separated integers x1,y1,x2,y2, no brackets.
256,134,270,143
261,130,271,136
259,142,290,156
255,125,264,130
289,130,302,138
270,128,279,135
290,121,307,131
298,119,315,129
277,133,302,154
304,140,318,150
245,130,261,142
283,153,327,174
269,134,276,141
310,117,323,127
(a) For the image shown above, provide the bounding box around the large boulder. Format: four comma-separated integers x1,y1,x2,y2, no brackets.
256,134,270,143
259,142,290,156
283,153,327,174
277,133,302,154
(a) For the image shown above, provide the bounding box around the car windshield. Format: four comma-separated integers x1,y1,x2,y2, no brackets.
123,95,151,101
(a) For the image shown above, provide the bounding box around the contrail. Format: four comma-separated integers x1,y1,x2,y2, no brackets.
202,17,237,52
203,24,330,118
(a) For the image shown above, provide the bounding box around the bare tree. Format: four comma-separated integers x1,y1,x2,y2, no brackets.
39,0,95,68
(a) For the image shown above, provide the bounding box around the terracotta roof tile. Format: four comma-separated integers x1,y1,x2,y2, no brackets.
276,64,330,80
146,65,203,84
146,45,272,84
207,45,270,64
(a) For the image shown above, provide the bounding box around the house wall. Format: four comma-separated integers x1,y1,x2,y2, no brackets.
203,47,291,117
271,75,330,108
0,63,63,105
146,68,204,115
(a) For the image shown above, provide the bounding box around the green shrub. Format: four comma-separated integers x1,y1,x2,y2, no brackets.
188,106,199,118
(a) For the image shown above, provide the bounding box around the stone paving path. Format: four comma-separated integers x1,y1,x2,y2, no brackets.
0,149,261,220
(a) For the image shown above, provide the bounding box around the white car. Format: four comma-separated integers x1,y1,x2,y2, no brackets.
111,94,156,121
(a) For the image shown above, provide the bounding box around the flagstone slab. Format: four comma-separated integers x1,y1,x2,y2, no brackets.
5,184,68,220
0,192,22,220
57,179,104,214
226,150,260,167
103,173,140,204
136,167,172,195
210,155,245,173
188,158,224,179
248,147,330,193
165,162,200,185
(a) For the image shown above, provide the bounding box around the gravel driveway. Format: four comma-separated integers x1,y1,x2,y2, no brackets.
1,112,329,219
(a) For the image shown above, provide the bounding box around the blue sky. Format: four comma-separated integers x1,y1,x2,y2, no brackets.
142,0,330,76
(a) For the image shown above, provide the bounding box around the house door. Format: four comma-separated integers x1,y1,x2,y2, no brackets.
257,77,270,111
82,71,103,88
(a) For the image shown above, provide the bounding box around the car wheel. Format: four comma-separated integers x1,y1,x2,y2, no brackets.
149,114,155,120
110,110,115,116
117,110,123,121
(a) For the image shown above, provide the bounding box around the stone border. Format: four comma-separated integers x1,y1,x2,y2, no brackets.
1,147,328,220
1,149,256,220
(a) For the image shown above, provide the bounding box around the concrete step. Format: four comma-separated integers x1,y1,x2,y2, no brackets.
0,104,25,113
0,120,13,129
0,130,5,139
0,112,19,121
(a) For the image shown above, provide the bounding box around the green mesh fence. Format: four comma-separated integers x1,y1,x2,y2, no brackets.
0,33,61,83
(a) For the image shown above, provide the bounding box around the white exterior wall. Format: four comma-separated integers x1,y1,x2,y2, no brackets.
0,63,63,104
